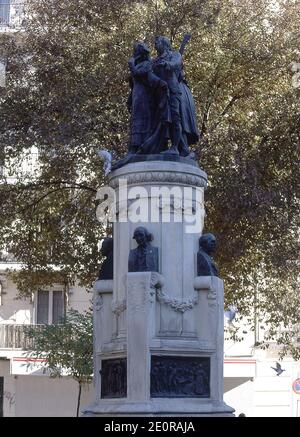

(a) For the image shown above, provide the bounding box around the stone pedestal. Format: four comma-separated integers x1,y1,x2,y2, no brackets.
83,159,234,416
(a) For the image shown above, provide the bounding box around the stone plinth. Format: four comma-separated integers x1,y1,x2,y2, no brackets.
84,273,233,416
83,160,234,416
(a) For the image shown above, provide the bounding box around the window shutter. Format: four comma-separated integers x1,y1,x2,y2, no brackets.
37,290,49,324
52,291,65,324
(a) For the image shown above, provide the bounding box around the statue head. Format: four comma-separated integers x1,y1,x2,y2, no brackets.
100,237,113,257
133,42,150,61
133,226,153,247
155,36,171,55
199,233,216,256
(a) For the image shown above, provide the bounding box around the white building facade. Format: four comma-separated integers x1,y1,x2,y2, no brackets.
223,318,300,417
0,263,94,417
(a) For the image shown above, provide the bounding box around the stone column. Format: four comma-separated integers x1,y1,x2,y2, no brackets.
126,272,164,403
92,279,113,403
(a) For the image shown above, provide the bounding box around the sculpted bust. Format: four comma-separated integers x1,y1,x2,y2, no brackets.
197,233,219,277
128,226,159,273
98,237,114,280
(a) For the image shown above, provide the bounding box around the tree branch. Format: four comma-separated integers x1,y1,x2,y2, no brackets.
17,186,94,214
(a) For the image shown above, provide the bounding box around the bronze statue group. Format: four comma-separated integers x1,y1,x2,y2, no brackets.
127,36,199,158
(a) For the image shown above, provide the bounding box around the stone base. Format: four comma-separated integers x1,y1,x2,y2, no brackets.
82,399,235,417
111,153,199,171
89,274,235,418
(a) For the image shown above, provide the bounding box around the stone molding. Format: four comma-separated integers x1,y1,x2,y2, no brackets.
110,170,207,189
116,197,204,216
93,279,113,293
193,276,221,308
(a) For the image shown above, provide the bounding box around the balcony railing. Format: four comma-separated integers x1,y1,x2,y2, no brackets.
0,2,25,29
0,324,43,349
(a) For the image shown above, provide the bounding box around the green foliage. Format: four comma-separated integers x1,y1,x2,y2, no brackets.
0,0,300,357
25,309,93,384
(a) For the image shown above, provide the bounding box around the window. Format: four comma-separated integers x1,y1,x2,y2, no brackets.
52,290,65,324
36,290,66,325
0,0,10,26
36,290,49,324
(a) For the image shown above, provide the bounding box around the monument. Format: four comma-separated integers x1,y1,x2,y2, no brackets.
83,35,234,416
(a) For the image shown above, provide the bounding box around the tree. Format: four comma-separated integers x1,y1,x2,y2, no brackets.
0,0,299,356
25,309,93,417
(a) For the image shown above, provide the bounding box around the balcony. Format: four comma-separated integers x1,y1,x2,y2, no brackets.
0,323,43,350
0,2,25,30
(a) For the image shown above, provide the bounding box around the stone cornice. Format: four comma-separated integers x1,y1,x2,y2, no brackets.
109,161,207,189
110,171,207,189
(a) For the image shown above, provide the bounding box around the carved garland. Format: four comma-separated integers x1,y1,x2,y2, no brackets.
156,289,198,313
109,171,207,189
